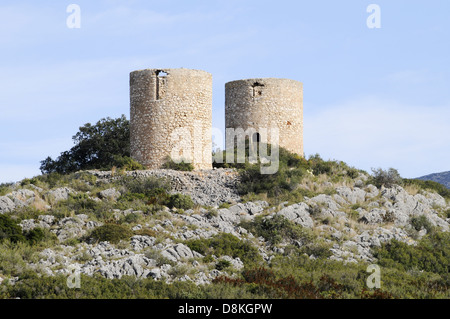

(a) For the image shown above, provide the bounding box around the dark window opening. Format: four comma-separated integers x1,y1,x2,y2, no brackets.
251,82,264,97
155,70,168,100
253,132,261,143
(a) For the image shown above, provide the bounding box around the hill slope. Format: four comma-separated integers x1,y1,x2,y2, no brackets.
417,171,450,189
0,159,449,299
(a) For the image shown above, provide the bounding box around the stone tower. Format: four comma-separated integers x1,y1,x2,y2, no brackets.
130,68,212,170
225,78,303,156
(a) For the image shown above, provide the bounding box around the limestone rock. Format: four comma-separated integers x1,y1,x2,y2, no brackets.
276,203,314,228
0,196,15,213
47,187,75,203
336,187,367,204
99,188,121,201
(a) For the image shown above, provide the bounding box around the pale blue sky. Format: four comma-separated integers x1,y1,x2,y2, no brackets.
1,0,449,183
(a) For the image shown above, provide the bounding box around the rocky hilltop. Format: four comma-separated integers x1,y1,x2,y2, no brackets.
0,167,448,291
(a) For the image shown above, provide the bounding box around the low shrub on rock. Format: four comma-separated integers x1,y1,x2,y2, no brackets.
89,224,133,244
0,214,25,243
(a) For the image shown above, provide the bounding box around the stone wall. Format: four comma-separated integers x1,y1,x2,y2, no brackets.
225,78,303,156
130,68,212,170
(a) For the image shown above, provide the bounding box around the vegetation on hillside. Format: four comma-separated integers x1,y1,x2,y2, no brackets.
1,115,448,299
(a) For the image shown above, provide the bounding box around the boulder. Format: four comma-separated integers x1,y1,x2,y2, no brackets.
276,203,314,228
336,187,367,204
0,196,15,213
47,187,75,203
99,188,121,201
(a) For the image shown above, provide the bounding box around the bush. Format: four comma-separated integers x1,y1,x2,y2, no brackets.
410,215,434,234
373,232,450,275
40,115,131,174
116,176,172,207
186,233,261,266
0,215,25,243
167,194,194,210
89,224,133,244
370,167,402,188
0,183,13,196
216,259,232,271
117,176,171,195
161,157,194,171
24,228,46,245
121,213,141,224
111,156,145,171
240,215,313,246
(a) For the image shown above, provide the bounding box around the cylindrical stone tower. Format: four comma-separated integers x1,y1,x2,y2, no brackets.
225,78,303,156
130,68,212,170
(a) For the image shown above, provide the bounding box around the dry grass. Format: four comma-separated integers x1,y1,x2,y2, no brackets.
404,183,422,196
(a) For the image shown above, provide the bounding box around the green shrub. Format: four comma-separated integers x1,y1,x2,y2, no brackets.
410,215,434,234
121,213,141,224
240,215,313,246
161,156,194,171
216,259,232,271
117,176,171,195
205,209,218,219
116,176,172,208
24,228,46,245
186,233,261,266
202,255,214,263
40,115,131,174
59,193,103,214
0,214,25,243
369,167,402,188
373,232,450,275
300,241,333,259
167,194,194,210
111,155,145,171
89,224,133,244
0,183,13,196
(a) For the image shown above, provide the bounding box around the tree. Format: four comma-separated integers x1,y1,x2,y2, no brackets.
40,115,137,174
370,167,402,188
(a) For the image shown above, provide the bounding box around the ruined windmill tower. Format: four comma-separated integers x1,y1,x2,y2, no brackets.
130,68,213,170
225,78,304,156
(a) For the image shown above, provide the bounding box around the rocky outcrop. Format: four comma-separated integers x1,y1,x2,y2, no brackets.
276,203,314,228
87,169,241,206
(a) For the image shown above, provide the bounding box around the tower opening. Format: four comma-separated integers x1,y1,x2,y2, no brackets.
251,82,264,97
252,132,261,143
155,70,168,100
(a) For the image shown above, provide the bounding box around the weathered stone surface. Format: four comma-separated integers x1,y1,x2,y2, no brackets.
225,78,303,156
276,203,314,228
130,68,212,170
0,196,15,213
336,187,367,204
161,244,203,262
47,187,75,203
99,188,121,201
310,194,341,211
358,208,386,225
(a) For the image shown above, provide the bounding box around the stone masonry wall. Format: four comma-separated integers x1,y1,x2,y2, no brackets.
225,78,303,156
130,68,212,170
